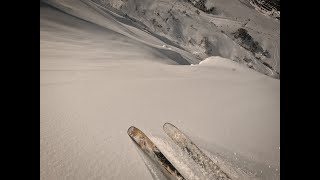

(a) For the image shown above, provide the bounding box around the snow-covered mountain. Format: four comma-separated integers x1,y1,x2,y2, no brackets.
40,0,280,179
81,0,280,78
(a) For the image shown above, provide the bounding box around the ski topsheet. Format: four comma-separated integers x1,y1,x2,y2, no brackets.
127,126,185,180
163,123,231,180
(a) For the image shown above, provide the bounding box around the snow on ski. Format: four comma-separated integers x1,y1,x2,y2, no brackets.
127,126,185,180
163,123,231,180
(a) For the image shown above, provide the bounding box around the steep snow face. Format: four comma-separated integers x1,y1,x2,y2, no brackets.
74,0,280,79
41,0,279,180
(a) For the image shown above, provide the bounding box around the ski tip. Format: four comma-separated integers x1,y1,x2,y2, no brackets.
163,122,172,128
127,126,137,136
163,122,176,130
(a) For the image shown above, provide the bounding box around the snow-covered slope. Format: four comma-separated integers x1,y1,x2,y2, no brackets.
40,0,279,179
76,0,280,78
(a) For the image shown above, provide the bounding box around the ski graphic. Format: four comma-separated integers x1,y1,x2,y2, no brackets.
163,123,231,180
127,126,185,180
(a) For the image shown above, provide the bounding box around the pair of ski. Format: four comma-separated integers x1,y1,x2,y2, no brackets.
127,123,231,180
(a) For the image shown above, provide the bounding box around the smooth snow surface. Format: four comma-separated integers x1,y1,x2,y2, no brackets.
40,0,279,179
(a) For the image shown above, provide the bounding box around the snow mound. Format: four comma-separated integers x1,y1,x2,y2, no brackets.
199,56,246,69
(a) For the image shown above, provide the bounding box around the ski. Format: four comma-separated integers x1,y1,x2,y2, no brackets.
127,126,185,180
163,123,231,180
